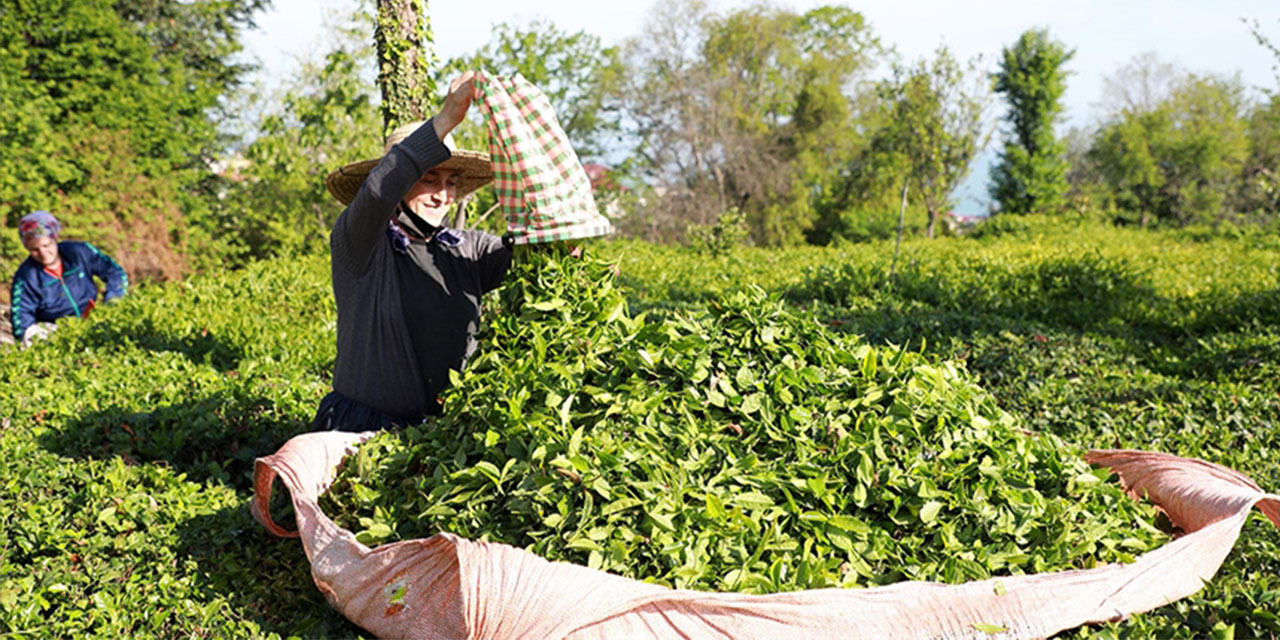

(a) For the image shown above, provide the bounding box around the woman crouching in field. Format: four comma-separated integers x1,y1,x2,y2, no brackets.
9,211,128,347
312,72,512,432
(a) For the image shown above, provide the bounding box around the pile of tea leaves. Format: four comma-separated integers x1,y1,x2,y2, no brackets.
320,246,1167,593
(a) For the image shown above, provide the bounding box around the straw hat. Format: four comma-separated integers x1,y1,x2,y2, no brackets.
324,121,493,205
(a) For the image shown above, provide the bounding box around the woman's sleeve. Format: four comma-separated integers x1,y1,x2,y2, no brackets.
331,119,453,276
474,233,513,295
84,244,128,301
10,272,37,344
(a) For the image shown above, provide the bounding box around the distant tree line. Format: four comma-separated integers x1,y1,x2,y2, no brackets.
1068,51,1280,228
3,1,1279,284
435,0,995,247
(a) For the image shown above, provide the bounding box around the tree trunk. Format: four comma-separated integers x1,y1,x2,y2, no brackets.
375,0,438,135
452,193,471,229
890,182,908,281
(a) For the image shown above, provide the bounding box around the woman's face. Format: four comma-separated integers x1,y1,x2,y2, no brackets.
404,168,459,226
23,235,59,268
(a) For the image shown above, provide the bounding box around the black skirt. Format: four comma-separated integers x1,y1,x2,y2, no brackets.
310,391,428,433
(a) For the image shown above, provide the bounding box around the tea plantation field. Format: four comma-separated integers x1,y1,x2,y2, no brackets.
2,217,1278,638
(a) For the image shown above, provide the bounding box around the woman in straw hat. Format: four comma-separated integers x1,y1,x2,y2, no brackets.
313,71,512,432
9,210,128,347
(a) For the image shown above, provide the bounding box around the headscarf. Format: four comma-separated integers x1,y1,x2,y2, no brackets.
18,210,61,244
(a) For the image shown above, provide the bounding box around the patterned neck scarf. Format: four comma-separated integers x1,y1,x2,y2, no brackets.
386,204,462,254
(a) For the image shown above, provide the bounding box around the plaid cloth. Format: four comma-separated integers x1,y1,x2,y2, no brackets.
476,73,613,245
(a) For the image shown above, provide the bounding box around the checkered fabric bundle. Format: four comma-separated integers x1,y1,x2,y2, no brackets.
476,73,613,245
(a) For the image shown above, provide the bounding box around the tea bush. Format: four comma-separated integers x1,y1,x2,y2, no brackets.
686,207,750,256
607,216,1280,636
2,216,1278,637
0,256,362,637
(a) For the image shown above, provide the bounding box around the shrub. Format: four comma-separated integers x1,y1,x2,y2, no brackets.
686,207,749,256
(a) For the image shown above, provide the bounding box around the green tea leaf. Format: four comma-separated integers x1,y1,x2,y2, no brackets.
920,501,944,524
733,492,775,510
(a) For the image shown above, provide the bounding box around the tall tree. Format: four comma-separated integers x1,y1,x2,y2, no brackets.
1098,52,1181,117
615,0,878,245
375,0,437,133
218,9,383,261
989,28,1074,215
1240,19,1280,223
866,46,992,238
1088,73,1249,227
1237,95,1280,221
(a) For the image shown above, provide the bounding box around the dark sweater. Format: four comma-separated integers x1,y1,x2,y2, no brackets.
328,120,510,419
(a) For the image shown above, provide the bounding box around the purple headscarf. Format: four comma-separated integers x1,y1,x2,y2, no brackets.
18,210,61,244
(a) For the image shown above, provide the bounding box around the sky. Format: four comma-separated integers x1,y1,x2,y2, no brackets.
240,0,1280,213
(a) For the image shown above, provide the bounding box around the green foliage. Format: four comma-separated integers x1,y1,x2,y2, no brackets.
1235,94,1280,222
613,0,879,245
0,0,262,279
114,0,267,97
0,256,365,637
322,246,1164,595
820,206,913,245
36,127,189,280
686,207,750,256
861,46,991,238
2,213,1279,636
990,28,1074,215
962,214,1033,240
217,15,382,261
1087,74,1250,227
374,0,438,133
612,217,1280,635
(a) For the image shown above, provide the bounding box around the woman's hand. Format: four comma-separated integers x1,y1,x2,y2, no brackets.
434,71,483,140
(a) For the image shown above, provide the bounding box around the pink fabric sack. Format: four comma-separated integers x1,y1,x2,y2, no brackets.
252,432,1280,639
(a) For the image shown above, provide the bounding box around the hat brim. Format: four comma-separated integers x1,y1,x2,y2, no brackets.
324,149,493,206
